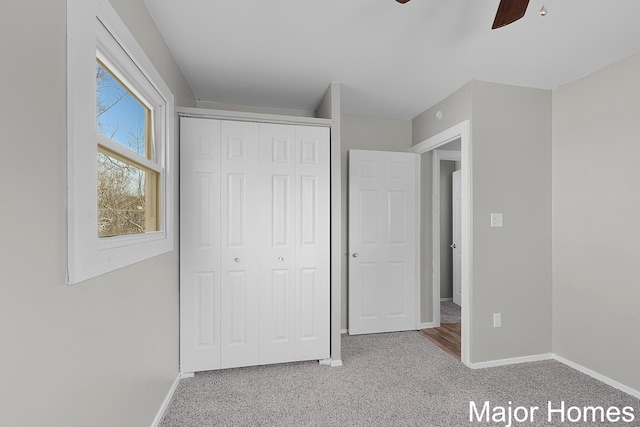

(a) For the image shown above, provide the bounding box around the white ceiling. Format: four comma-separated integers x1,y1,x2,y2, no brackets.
144,0,640,119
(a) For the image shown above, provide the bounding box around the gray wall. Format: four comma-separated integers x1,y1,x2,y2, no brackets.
0,1,195,426
470,81,552,362
553,52,640,392
413,83,472,323
412,82,473,144
341,114,412,329
412,81,552,362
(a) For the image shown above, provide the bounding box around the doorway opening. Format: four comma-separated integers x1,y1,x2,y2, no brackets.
411,121,471,365
432,147,461,322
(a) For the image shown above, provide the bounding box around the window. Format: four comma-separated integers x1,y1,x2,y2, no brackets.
67,0,174,284
96,59,159,238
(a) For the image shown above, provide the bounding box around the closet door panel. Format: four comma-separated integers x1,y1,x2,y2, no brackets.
295,126,330,361
299,268,319,339
180,118,221,372
259,124,297,364
220,121,261,369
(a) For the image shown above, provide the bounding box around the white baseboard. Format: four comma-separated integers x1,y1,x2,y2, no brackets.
151,373,181,427
466,353,553,369
440,297,453,302
418,322,436,329
464,352,640,399
552,354,640,399
320,358,343,367
340,328,348,334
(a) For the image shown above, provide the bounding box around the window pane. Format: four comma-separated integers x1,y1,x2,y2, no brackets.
98,152,157,237
96,61,149,157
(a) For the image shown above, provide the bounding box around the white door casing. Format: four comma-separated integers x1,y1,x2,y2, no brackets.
348,150,419,335
452,170,462,306
412,120,470,366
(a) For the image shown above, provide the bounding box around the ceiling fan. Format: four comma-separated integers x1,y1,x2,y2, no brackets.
396,0,531,30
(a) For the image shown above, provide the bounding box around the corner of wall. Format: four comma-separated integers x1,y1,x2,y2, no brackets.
318,82,343,363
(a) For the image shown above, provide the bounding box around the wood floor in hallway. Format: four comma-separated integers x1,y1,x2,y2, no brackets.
419,322,461,361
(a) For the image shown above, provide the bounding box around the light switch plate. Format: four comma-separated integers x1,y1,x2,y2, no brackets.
490,213,503,228
493,313,502,328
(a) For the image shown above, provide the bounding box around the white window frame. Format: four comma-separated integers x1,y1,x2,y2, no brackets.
67,0,174,284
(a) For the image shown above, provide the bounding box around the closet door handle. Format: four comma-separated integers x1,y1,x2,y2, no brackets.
233,257,240,263
277,256,285,262
352,252,359,258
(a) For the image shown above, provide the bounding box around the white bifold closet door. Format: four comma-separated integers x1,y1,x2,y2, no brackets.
180,117,222,373
180,117,329,373
219,120,261,369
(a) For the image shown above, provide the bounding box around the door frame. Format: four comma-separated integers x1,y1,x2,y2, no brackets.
412,120,471,366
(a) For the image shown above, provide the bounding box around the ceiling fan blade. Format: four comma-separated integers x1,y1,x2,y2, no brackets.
396,0,411,4
492,0,530,29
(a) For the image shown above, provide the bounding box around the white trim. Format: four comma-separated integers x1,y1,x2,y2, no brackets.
462,352,640,399
413,153,422,331
466,353,553,369
196,100,318,118
411,120,471,366
179,372,194,379
440,297,453,302
552,355,640,399
412,123,467,153
66,0,175,284
418,322,436,329
340,329,348,334
150,374,180,427
320,358,343,367
177,106,331,128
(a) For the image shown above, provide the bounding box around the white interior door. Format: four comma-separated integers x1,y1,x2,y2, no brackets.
452,170,462,306
220,120,261,369
180,117,222,373
348,150,418,335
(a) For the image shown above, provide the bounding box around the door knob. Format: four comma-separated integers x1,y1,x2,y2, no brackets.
352,252,359,258
450,244,456,249
277,256,285,262
233,257,240,263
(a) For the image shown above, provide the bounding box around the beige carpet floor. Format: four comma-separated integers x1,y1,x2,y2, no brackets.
161,332,639,426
